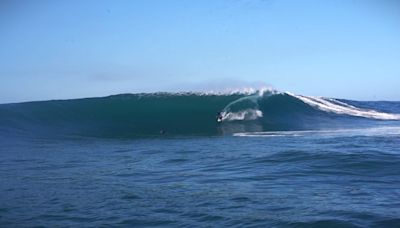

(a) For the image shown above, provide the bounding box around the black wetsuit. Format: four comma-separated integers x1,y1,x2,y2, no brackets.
216,112,222,122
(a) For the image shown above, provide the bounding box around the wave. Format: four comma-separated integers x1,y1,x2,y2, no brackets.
0,90,399,138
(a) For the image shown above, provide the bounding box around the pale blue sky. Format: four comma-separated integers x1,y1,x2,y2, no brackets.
1,0,399,103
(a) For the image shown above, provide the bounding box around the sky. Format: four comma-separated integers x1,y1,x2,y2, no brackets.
0,0,399,103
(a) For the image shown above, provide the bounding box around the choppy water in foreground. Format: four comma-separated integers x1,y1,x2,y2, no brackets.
1,128,400,227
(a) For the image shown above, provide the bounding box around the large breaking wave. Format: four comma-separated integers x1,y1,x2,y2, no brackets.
1,89,399,139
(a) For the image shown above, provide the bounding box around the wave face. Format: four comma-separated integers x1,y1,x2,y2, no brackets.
1,91,400,138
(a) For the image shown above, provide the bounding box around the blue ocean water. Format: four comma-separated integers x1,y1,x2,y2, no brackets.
1,91,400,227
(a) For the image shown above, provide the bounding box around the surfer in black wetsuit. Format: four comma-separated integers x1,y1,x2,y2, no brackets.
216,112,223,123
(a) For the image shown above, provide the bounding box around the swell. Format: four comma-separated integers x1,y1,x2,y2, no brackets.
0,93,244,138
0,91,399,139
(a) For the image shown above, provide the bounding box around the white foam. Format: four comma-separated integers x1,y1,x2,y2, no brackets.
222,109,263,121
233,126,400,138
199,86,277,96
219,89,268,122
288,93,400,120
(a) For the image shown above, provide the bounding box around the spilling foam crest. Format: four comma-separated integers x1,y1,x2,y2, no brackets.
290,93,400,120
198,86,277,96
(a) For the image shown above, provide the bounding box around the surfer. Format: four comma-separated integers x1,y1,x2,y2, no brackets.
216,112,223,123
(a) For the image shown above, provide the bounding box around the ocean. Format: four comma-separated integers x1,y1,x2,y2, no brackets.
1,90,400,227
